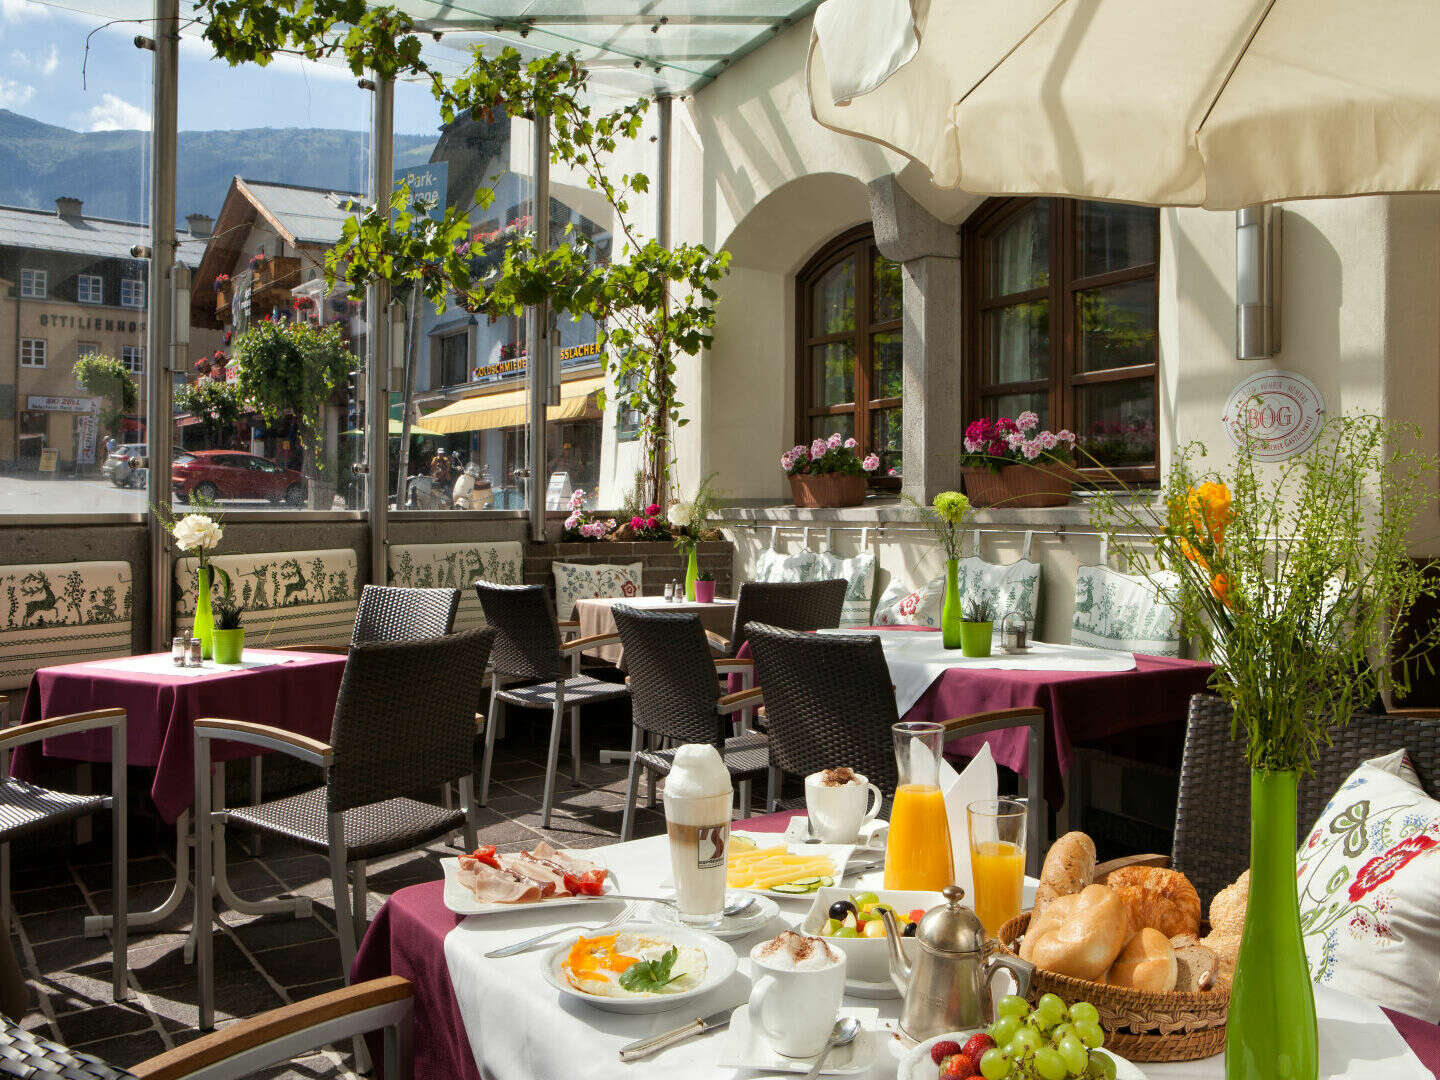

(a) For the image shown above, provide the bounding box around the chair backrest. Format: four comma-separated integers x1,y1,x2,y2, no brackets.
351,585,460,645
1173,693,1440,904
613,605,726,745
327,629,494,813
746,623,900,792
730,579,849,655
472,583,565,680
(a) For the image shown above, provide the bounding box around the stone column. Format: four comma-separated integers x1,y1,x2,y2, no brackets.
868,175,963,502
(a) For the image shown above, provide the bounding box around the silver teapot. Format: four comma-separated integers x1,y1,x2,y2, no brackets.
879,885,1034,1042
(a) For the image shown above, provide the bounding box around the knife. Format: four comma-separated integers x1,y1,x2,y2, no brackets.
618,1008,734,1062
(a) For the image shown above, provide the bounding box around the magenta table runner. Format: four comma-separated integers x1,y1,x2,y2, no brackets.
14,650,347,823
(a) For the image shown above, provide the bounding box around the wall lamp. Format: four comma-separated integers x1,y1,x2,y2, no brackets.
1235,204,1282,360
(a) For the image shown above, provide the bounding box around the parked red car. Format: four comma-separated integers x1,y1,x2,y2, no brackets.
172,451,306,506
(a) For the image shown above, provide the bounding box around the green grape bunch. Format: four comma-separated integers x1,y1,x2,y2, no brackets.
977,995,1117,1080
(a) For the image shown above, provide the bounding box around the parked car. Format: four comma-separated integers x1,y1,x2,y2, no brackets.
173,451,307,506
102,443,146,484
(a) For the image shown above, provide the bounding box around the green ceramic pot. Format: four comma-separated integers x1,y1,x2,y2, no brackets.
211,628,245,665
941,558,963,649
193,565,214,659
960,620,993,657
684,545,700,601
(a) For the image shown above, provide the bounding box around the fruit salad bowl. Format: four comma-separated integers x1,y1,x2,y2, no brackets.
799,887,942,987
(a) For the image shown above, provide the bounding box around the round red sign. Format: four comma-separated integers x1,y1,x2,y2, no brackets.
1221,370,1325,462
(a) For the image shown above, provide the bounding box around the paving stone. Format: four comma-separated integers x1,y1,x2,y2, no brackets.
53,1000,153,1047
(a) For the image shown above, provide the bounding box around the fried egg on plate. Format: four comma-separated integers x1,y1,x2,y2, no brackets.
560,931,708,998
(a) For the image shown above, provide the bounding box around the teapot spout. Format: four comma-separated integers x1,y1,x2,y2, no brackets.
878,907,911,996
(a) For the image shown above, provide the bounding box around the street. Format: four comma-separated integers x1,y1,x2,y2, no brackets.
0,473,294,515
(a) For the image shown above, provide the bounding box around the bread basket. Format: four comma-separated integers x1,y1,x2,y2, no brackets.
997,912,1229,1062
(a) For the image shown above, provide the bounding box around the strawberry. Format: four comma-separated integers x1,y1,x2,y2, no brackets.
930,1040,963,1066
961,1033,995,1064
939,1054,977,1079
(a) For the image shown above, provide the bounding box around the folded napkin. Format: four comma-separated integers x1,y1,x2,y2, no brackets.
812,0,918,105
940,743,998,901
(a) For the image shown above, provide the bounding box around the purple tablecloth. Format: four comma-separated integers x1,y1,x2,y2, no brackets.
13,650,347,823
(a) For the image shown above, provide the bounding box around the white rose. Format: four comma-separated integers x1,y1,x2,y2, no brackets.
668,501,692,527
173,514,223,552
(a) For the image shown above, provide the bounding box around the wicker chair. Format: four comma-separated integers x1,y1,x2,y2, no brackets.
705,579,849,658
612,605,767,841
1167,694,1440,904
746,623,1048,873
475,583,630,827
278,584,462,655
192,629,494,1031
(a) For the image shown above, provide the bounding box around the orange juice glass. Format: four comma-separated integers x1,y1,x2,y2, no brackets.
883,722,954,891
967,798,1027,936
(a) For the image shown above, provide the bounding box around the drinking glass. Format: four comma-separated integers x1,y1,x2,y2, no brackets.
883,721,954,891
967,798,1027,937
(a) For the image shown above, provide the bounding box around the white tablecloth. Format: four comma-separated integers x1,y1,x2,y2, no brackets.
818,629,1138,715
441,834,1430,1080
85,649,298,678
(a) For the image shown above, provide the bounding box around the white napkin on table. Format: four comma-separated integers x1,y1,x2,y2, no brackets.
940,743,997,901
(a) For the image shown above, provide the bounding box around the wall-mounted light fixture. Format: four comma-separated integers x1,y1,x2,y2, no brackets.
1235,204,1282,360
170,264,191,364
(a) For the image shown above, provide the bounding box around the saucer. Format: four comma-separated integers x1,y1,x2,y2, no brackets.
843,973,901,999
646,893,781,940
718,1005,880,1075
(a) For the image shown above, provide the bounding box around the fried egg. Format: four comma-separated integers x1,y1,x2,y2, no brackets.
560,932,708,998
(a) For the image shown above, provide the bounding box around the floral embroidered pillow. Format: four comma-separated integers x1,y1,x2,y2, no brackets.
873,577,944,627
1297,751,1440,1021
754,548,819,583
550,562,642,622
813,551,876,627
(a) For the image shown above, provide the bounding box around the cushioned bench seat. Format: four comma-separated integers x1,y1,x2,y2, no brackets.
0,561,133,690
387,542,523,632
175,548,360,649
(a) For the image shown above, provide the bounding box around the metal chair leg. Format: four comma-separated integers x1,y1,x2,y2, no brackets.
619,727,643,843
327,827,369,1073
248,758,263,856
1026,716,1046,878
0,844,10,937
110,722,127,1002
569,706,582,784
479,680,502,806
541,690,566,829
350,859,369,946
766,765,781,812
195,737,215,1031
738,779,752,819
459,775,478,852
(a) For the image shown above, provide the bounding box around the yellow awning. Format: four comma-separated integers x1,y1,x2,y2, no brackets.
420,376,604,435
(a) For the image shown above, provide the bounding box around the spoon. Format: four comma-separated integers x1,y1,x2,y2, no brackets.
802,1017,862,1080
607,893,758,918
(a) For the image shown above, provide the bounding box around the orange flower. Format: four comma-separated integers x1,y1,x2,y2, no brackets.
1210,572,1235,608
1180,538,1210,572
1187,482,1234,542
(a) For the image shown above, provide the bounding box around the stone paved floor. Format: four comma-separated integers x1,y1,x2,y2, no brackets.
9,714,666,1078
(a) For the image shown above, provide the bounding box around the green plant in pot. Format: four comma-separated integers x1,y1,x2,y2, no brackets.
960,597,994,658
694,568,717,604
903,489,973,649
211,585,246,665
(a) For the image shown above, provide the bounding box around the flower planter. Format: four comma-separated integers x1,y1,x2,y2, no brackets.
789,473,867,509
694,579,716,603
962,463,1075,508
960,620,993,657
212,628,245,665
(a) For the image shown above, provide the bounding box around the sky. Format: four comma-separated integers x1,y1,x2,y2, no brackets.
0,0,445,135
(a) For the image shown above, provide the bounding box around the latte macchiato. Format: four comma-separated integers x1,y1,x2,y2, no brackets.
663,745,732,928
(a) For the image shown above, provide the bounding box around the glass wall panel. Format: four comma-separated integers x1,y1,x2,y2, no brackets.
0,0,150,514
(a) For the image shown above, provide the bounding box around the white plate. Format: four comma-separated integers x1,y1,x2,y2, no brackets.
440,856,620,916
726,832,856,901
898,1032,1146,1080
646,893,782,940
539,921,737,1014
718,1005,880,1075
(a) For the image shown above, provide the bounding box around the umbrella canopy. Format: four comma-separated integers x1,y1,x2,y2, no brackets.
344,418,442,438
807,0,1440,208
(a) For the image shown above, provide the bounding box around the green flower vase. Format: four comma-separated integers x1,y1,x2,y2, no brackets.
193,565,215,660
940,558,963,649
684,546,699,602
1225,768,1318,1080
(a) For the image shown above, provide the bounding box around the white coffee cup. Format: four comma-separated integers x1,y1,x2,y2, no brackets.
748,937,847,1058
805,769,885,845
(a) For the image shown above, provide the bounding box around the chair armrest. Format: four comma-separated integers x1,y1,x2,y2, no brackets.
0,707,125,751
130,976,413,1080
1094,853,1172,878
273,644,350,655
940,706,1045,735
194,718,333,767
560,632,621,654
1386,706,1440,719
705,630,733,654
715,658,753,676
718,686,763,715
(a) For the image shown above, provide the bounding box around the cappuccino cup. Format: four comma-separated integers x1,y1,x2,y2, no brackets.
749,932,847,1057
805,767,885,845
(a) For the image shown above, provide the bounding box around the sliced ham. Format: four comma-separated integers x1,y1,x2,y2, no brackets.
457,843,609,904
457,856,546,904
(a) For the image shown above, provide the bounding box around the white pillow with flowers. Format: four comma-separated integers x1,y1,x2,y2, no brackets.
874,576,945,627
551,562,642,622
1296,750,1440,1021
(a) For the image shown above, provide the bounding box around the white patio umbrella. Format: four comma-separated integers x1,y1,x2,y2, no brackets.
807,0,1440,208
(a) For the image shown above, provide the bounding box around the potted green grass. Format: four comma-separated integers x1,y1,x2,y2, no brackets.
960,597,994,657
211,585,246,665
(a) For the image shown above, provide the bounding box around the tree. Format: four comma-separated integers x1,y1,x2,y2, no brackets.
72,355,138,437
174,375,245,449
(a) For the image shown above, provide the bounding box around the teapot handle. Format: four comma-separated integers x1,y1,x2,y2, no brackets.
984,949,1035,1007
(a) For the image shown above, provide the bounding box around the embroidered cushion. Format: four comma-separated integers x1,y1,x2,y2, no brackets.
551,562,642,622
874,577,945,627
754,548,819,583
176,548,359,649
1297,751,1440,1021
813,551,876,627
0,561,133,690
388,541,523,632
957,555,1042,629
1070,565,1180,656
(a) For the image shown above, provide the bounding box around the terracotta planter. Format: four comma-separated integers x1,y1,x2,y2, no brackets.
962,463,1075,508
789,472,867,508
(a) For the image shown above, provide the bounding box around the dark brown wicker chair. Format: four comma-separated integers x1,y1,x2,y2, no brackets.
612,605,766,841
706,579,849,658
352,584,460,644
475,583,630,827
1165,693,1440,903
192,629,494,1031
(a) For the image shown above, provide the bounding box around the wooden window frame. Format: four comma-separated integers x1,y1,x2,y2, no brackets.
962,197,1160,485
19,338,46,368
795,224,903,488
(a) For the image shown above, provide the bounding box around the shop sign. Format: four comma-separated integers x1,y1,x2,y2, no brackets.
394,163,448,223
38,313,144,333
473,358,526,380
559,341,603,363
1222,369,1325,462
76,414,98,464
28,395,99,414
38,448,59,472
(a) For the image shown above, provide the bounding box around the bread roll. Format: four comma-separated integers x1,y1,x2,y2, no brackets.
1107,927,1177,993
1034,832,1096,916
1105,866,1202,938
1199,869,1249,988
1021,884,1130,982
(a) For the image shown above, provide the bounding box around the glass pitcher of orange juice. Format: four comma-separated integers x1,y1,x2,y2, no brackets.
883,722,954,891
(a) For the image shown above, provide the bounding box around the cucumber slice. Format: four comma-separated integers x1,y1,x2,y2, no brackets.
818,876,835,887
772,883,813,894
789,876,823,887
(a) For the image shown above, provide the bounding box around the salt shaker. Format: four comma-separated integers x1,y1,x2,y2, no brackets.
172,635,189,666
670,580,682,602
663,581,675,602
186,637,204,667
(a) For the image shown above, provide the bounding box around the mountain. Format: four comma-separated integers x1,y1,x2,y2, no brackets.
0,110,436,222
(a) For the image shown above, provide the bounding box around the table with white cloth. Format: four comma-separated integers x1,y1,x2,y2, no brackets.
575,594,737,665
350,811,1439,1080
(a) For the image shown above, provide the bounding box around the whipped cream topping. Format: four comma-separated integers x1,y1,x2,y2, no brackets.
756,930,841,971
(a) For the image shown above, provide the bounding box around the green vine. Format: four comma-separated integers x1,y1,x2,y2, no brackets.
174,374,245,449
72,355,138,434
227,319,353,467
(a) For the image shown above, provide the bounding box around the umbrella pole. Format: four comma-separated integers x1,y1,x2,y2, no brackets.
394,286,420,505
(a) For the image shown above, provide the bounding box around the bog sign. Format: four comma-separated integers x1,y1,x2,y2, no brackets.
1222,370,1325,462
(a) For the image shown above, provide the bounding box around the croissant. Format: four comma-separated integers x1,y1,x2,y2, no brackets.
1105,866,1201,938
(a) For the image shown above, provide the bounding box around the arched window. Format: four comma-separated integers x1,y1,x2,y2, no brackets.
796,226,903,481
963,198,1160,481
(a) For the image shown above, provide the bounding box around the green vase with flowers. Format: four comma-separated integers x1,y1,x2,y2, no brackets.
157,509,228,660
905,490,973,650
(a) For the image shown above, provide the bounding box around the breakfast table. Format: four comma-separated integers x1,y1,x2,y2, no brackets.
576,594,737,665
351,809,1440,1080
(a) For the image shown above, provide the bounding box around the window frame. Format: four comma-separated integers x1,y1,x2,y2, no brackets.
19,268,46,299
120,344,144,374
19,338,46,368
962,196,1161,484
794,224,903,487
76,273,104,305
119,278,144,308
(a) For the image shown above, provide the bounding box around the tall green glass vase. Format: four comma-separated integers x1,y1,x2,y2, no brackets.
684,545,699,601
193,564,215,660
940,557,963,649
1225,768,1317,1080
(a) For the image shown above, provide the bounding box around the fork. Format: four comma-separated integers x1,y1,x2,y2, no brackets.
484,905,633,959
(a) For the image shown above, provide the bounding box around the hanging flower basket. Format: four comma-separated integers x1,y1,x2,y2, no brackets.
790,473,867,508
962,463,1075,508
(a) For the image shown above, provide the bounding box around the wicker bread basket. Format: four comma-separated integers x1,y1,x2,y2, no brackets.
997,912,1229,1063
